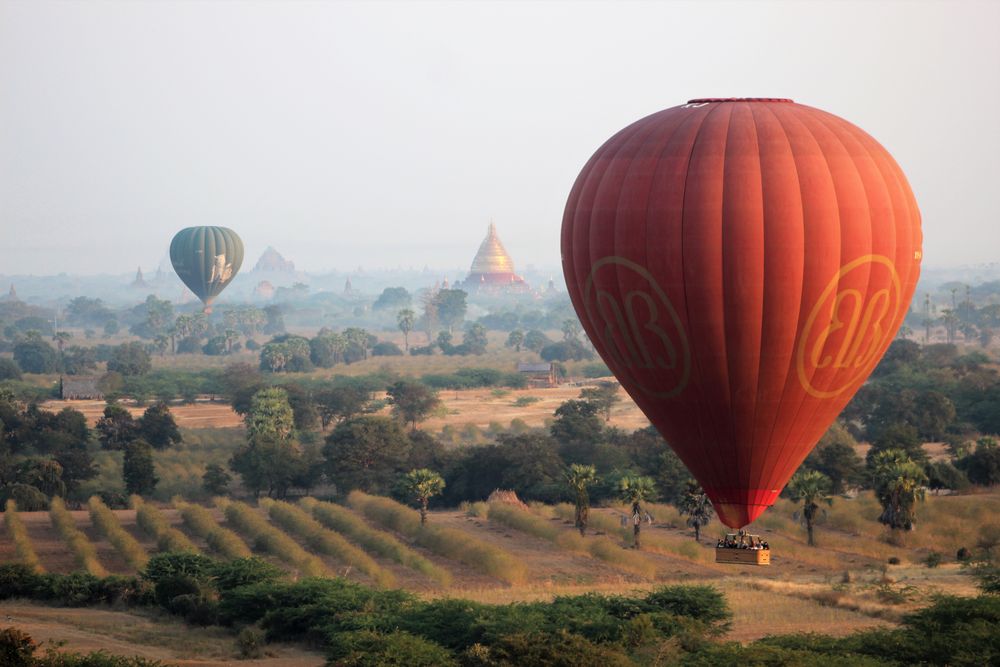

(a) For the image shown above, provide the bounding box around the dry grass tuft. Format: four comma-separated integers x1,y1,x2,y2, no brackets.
131,495,199,554
217,498,329,577
49,497,107,577
349,491,527,584
301,497,452,585
4,499,44,572
173,497,252,559
87,496,149,570
261,498,392,586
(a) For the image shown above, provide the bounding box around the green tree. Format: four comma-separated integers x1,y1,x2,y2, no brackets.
202,463,231,496
462,323,488,355
434,289,467,333
107,342,152,376
373,287,412,311
579,381,620,421
310,329,346,368
315,385,369,430
505,329,524,352
230,387,302,498
959,437,1000,486
123,439,158,496
565,464,598,536
678,480,714,542
397,309,415,352
95,404,138,450
402,468,446,525
387,381,441,430
786,470,833,546
802,422,864,494
323,415,412,494
138,402,182,450
12,338,59,374
561,318,581,341
523,329,550,353
245,387,295,443
619,475,656,549
871,449,927,539
550,400,604,462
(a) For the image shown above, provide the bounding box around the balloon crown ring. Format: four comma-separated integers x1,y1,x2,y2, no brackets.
687,98,793,104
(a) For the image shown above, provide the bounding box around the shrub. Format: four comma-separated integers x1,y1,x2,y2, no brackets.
0,626,35,667
237,626,266,659
217,499,329,577
925,551,943,568
261,498,393,587
327,630,458,667
301,498,452,585
132,496,199,553
88,496,149,570
348,492,526,584
174,499,252,559
372,341,404,357
4,500,43,573
49,497,108,577
887,556,901,565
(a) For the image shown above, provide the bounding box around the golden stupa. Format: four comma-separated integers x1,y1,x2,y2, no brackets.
461,223,528,291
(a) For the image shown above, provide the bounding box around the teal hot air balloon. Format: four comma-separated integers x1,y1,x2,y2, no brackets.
169,227,244,313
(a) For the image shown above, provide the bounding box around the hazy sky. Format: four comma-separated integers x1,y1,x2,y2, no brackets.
1,0,997,276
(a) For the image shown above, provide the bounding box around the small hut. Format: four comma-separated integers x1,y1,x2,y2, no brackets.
60,376,104,400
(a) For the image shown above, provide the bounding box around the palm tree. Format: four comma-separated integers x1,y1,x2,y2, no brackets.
786,470,833,546
871,449,927,544
678,480,714,542
397,309,415,352
618,475,656,549
403,468,446,525
565,464,598,536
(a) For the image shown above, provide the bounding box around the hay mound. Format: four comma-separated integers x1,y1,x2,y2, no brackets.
487,489,529,510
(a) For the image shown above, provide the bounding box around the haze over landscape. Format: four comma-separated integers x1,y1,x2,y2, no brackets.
2,0,999,276
1,3,999,666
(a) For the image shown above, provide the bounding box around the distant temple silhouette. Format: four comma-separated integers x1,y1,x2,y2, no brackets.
460,223,528,292
131,267,147,288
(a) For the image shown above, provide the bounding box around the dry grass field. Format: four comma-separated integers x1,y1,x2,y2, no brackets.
42,383,651,432
4,489,996,663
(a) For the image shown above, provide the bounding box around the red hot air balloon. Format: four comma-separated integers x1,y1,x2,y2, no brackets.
561,98,921,529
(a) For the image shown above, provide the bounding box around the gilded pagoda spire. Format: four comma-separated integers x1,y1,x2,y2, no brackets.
470,222,515,275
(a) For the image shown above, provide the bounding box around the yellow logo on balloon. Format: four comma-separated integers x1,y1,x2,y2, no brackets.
797,255,902,398
584,257,691,398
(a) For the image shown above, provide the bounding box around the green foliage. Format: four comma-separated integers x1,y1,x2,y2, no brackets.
402,468,445,525
107,342,152,376
123,440,158,496
349,491,527,584
565,463,597,536
871,449,927,532
12,339,59,374
327,630,457,667
95,405,138,451
300,498,452,585
200,463,231,497
136,403,181,450
786,470,833,546
324,416,412,494
387,381,441,429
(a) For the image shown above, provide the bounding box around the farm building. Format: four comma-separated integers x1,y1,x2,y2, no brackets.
60,376,104,400
517,362,556,388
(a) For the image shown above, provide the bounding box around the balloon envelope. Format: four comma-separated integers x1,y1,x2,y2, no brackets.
561,98,921,528
169,226,244,312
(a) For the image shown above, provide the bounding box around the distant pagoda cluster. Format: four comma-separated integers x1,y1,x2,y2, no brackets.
459,223,529,292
